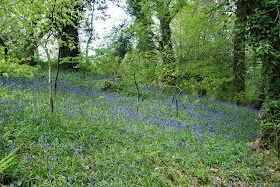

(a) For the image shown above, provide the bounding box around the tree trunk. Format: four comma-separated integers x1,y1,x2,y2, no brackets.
158,10,176,86
231,1,246,105
158,13,175,64
133,72,140,116
59,5,80,70
44,47,54,113
85,35,92,63
242,0,280,153
268,30,280,100
54,48,61,94
268,63,280,100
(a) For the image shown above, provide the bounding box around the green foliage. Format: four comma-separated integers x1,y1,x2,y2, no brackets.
107,80,133,96
81,23,133,78
121,50,157,86
172,2,232,100
232,91,245,105
0,87,14,101
127,0,155,52
261,100,280,150
243,54,265,108
110,23,133,61
0,58,38,79
0,0,82,64
0,57,39,98
242,0,280,99
91,49,121,77
98,79,138,97
194,167,209,185
100,79,163,100
0,148,20,174
99,80,114,91
237,0,280,151
0,0,87,113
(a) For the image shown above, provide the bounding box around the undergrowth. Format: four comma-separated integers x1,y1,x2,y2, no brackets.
0,69,279,186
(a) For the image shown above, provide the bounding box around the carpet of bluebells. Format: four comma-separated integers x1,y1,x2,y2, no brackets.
0,70,279,186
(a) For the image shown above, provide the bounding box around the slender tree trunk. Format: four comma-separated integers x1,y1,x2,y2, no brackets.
31,17,54,113
173,88,183,118
42,47,54,113
172,87,177,103
175,97,179,118
231,1,246,105
86,36,92,63
54,48,61,94
133,72,140,116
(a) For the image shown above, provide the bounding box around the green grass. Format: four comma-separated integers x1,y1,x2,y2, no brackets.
0,69,279,186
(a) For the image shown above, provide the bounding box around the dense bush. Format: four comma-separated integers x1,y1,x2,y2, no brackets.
260,100,280,153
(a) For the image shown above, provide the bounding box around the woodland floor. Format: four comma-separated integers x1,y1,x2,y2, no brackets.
0,69,279,186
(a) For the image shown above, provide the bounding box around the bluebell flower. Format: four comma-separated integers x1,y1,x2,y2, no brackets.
91,179,96,184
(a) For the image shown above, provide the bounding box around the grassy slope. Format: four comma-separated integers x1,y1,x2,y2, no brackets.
0,69,279,186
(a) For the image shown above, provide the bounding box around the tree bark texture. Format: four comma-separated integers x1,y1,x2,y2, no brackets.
45,48,54,113
231,1,246,105
157,5,176,86
54,48,61,94
59,5,80,70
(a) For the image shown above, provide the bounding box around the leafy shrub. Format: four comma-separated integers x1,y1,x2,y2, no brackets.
260,100,280,152
99,80,114,91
